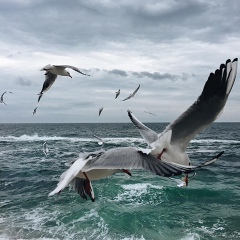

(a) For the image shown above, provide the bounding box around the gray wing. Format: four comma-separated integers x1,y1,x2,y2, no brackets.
128,110,158,146
99,107,104,116
38,72,57,102
54,65,90,76
163,58,238,151
83,147,194,177
70,178,95,202
132,84,140,96
1,91,7,101
122,95,132,101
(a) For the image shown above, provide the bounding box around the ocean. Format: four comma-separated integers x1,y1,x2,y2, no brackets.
0,122,240,240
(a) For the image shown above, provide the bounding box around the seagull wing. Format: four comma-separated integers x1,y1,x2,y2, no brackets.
131,84,140,96
55,65,90,76
99,108,104,116
82,147,194,177
122,95,132,101
1,91,7,101
163,58,238,151
128,110,158,146
38,72,57,102
49,156,89,196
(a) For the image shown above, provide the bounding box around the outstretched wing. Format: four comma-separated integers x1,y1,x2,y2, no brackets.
128,110,158,146
49,157,88,196
132,84,140,96
38,72,57,102
55,65,90,76
82,147,194,177
163,58,238,151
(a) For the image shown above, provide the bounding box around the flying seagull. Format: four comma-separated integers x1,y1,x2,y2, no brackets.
99,107,104,116
127,58,238,184
43,142,49,156
37,64,90,102
122,84,140,101
115,89,120,99
49,148,202,201
0,91,7,105
144,111,156,116
32,107,38,115
48,58,237,201
93,135,105,146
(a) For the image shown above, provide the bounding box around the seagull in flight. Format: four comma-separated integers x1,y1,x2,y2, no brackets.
127,58,238,185
144,111,156,116
93,135,105,146
0,91,7,105
122,84,140,101
43,142,49,156
99,107,104,116
32,107,38,115
38,64,90,102
48,58,237,201
115,89,120,99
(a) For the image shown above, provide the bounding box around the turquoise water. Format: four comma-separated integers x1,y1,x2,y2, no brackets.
1,123,240,240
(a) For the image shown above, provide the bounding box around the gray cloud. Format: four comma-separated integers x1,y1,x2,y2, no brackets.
91,69,193,82
108,69,128,77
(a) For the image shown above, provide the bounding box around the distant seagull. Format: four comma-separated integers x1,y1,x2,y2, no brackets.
0,91,7,105
9,91,13,94
93,135,105,145
43,142,49,156
122,84,140,101
38,64,90,102
115,89,120,99
33,107,38,115
144,111,156,116
99,107,104,116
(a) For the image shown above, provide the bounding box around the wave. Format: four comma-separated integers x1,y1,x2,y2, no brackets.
191,139,240,144
0,134,146,144
1,133,239,145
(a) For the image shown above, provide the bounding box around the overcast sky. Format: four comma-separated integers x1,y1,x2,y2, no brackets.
0,0,240,123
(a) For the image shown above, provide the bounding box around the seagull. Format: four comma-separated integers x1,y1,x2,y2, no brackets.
99,107,104,116
127,58,238,183
49,148,203,201
144,111,156,116
38,64,90,102
93,135,105,146
48,58,236,201
33,107,38,115
0,91,7,105
9,91,13,94
122,84,140,101
115,89,120,99
43,142,49,156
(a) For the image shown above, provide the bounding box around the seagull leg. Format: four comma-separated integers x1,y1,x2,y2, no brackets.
182,174,189,187
157,148,166,160
122,169,132,176
83,172,95,202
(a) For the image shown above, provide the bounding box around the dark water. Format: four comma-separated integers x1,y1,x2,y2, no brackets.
1,123,240,240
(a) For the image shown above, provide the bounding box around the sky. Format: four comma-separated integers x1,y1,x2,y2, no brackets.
0,0,240,123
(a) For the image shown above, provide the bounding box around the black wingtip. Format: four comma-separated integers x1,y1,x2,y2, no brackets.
216,150,224,159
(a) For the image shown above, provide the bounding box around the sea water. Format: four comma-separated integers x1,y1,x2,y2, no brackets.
1,123,240,240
